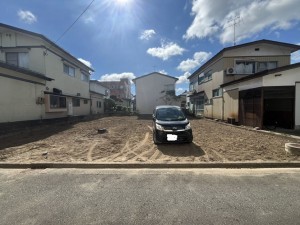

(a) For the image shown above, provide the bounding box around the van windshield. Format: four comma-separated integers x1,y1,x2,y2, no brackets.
156,107,186,121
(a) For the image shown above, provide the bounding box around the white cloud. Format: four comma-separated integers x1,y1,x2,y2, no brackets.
140,29,156,40
184,0,300,44
17,10,37,24
147,42,185,60
176,88,184,95
274,31,280,38
176,72,191,84
158,69,168,74
78,58,92,68
177,51,212,72
291,43,300,63
292,51,300,63
99,72,136,84
83,15,95,24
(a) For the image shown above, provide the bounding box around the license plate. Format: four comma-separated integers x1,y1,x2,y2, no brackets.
167,134,177,141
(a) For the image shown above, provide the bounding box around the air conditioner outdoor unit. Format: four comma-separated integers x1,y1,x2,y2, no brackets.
226,67,236,75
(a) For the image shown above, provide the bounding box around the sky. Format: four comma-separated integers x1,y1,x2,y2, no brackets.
1,0,300,95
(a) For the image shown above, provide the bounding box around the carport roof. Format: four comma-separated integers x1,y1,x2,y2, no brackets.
221,62,300,87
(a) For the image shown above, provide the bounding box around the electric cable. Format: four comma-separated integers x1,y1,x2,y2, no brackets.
55,0,96,43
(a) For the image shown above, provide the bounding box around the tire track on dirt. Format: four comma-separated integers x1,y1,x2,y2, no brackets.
100,132,150,162
149,149,162,161
193,141,210,162
131,145,155,161
208,148,228,162
87,142,98,162
98,138,131,162
114,132,150,161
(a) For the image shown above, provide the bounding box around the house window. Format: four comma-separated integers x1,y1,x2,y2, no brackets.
205,70,212,81
84,99,88,104
189,82,195,91
72,98,80,107
97,101,102,108
50,95,66,109
212,88,222,97
196,98,204,111
81,73,89,82
64,64,75,77
257,61,277,72
6,52,29,68
198,70,212,84
198,73,204,84
235,60,255,74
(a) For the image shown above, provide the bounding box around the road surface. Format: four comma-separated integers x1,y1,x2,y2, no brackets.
0,168,299,225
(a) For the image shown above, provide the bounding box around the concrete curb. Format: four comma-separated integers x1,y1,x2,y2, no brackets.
1,162,300,169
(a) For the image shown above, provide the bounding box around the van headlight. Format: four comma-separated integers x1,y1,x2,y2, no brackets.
185,123,191,130
155,123,164,131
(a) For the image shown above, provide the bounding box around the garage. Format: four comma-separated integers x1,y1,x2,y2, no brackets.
263,87,295,129
239,87,295,129
239,88,262,128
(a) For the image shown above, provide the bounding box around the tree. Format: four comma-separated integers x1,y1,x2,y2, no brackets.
104,98,116,112
159,90,181,105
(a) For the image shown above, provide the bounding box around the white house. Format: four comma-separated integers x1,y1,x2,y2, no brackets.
0,23,93,123
133,72,179,114
90,80,110,114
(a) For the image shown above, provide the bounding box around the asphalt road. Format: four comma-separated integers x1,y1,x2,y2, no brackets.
0,168,300,225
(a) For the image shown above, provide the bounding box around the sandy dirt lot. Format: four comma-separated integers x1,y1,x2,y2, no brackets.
0,116,299,163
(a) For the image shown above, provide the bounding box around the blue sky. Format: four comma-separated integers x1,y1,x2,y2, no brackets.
1,0,300,95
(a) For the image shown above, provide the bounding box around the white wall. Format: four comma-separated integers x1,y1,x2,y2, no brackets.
263,67,300,86
295,82,300,129
0,76,45,122
90,93,104,114
223,77,263,92
135,73,178,114
223,88,239,121
90,82,109,97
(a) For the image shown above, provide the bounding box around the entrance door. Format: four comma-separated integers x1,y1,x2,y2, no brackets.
68,101,73,116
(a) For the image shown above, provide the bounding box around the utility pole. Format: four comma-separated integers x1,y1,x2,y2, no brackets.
227,16,241,46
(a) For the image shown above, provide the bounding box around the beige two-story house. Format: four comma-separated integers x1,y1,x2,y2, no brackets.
0,23,94,123
188,39,300,129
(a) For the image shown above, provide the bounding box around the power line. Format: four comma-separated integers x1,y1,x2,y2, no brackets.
55,0,96,43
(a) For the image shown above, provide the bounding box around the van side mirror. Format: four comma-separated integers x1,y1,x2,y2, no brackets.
152,114,156,120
